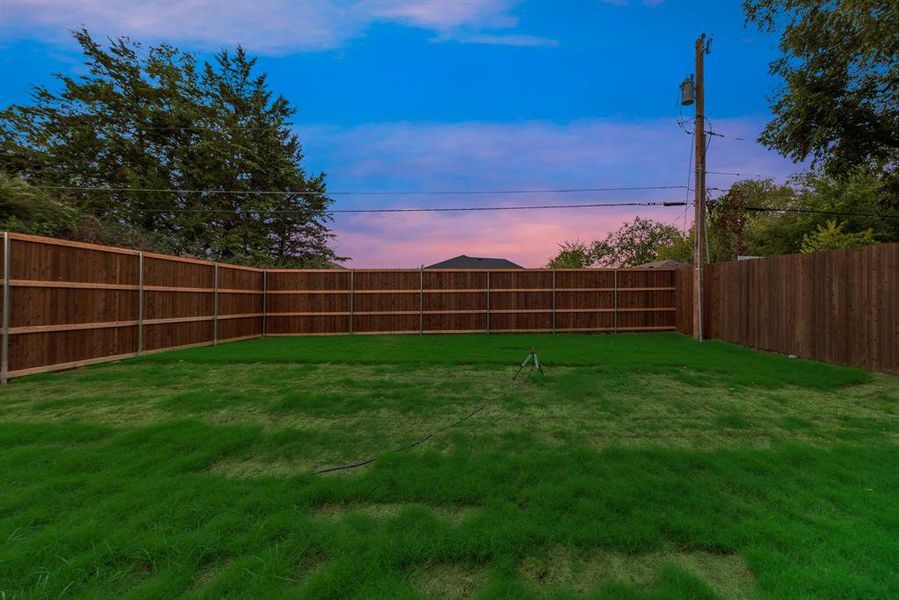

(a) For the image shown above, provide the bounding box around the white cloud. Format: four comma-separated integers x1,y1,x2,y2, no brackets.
452,33,559,47
0,0,556,54
366,0,518,30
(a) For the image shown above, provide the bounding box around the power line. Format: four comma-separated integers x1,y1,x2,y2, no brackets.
136,200,688,215
707,170,767,178
743,206,899,220
30,184,687,197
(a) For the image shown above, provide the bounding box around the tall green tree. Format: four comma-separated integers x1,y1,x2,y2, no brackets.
0,30,341,266
744,1,899,182
709,171,897,259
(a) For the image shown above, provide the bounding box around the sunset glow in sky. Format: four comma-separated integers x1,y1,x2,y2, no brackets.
0,0,802,267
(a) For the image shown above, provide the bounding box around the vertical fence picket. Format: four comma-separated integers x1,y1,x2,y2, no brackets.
349,270,354,334
137,251,144,355
613,269,618,334
486,270,491,334
262,270,267,337
213,262,219,346
552,269,556,334
1,232,10,385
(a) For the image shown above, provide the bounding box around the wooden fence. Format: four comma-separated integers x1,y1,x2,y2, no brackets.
0,233,683,380
701,243,898,374
265,268,680,335
0,233,264,380
7,232,892,380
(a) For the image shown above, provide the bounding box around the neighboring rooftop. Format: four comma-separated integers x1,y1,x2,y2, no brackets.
636,259,690,269
425,255,523,269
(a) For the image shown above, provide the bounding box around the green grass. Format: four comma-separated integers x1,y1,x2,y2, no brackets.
1,333,897,598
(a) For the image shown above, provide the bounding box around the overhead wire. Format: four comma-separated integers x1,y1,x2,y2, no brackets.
129,200,688,215
742,206,899,220
28,184,688,197
707,170,768,178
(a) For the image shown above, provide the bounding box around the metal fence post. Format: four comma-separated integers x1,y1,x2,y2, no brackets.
1,233,10,385
213,262,219,345
137,251,144,355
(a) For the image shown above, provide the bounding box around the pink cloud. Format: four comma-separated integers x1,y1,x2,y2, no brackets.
333,205,682,268
299,118,802,267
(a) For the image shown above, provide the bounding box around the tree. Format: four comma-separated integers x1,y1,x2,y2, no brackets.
744,1,899,179
708,178,793,260
547,218,691,268
547,240,594,268
655,228,694,263
0,30,342,266
0,172,176,249
0,173,83,237
591,217,684,267
709,171,897,259
800,219,877,253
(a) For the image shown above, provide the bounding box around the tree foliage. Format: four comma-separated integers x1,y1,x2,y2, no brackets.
547,217,689,268
710,170,897,259
744,0,899,180
548,169,897,266
655,228,694,263
546,240,595,268
800,219,877,253
0,30,341,266
590,217,685,267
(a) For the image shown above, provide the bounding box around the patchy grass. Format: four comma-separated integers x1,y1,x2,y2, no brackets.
0,333,897,598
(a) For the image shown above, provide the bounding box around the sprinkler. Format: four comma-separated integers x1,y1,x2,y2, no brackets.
513,348,545,384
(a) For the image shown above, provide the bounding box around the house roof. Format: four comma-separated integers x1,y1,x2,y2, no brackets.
425,255,523,269
636,259,690,269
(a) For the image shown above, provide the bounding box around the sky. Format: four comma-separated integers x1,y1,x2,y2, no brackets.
0,0,802,267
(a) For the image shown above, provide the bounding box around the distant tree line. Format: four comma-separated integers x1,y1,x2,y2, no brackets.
549,0,899,267
548,171,899,268
0,30,342,267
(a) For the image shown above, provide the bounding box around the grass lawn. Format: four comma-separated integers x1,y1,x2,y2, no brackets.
1,333,898,598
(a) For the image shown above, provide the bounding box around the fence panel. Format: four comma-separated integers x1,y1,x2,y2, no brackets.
702,244,898,374
1,234,265,379
6,234,141,378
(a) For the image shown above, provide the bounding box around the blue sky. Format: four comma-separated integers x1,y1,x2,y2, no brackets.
0,1,799,266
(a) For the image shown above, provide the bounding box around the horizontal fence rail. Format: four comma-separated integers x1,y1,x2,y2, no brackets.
0,233,684,380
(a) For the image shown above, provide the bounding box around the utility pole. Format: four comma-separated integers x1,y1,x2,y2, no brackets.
693,33,707,341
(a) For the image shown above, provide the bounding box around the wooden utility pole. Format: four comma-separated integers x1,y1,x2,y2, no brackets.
693,33,706,341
